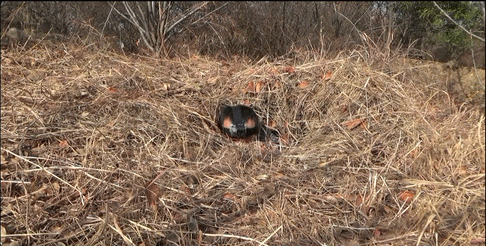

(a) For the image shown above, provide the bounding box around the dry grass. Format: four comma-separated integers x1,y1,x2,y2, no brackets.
1,39,484,246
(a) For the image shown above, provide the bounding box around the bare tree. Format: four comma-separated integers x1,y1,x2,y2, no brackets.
114,1,210,56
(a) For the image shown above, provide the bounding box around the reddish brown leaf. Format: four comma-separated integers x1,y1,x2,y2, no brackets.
297,80,310,88
223,192,237,202
106,87,118,93
373,228,381,237
340,105,348,113
145,170,167,211
268,120,277,128
246,81,256,93
145,183,160,211
355,195,363,206
398,191,415,203
471,238,485,244
268,66,279,75
322,71,333,81
284,66,295,73
343,118,366,130
359,118,368,130
255,81,263,92
59,140,69,147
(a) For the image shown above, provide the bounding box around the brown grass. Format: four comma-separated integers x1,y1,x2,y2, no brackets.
1,40,484,246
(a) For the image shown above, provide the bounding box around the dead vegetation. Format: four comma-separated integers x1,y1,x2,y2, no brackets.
1,39,484,246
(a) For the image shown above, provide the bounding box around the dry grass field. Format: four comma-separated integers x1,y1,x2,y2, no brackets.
1,39,484,246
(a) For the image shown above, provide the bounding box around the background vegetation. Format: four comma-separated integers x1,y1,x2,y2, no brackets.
1,1,484,245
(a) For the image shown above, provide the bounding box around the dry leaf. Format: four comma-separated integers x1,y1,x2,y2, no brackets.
324,194,338,203
255,174,268,180
355,195,363,206
280,133,290,145
273,172,285,178
471,238,485,244
145,183,160,211
246,81,256,93
398,191,415,203
59,140,69,147
107,87,118,93
373,228,381,237
268,120,277,128
223,192,237,202
208,77,218,84
322,71,333,81
255,81,263,92
51,182,61,193
297,80,310,88
4,58,12,65
163,83,170,91
342,118,366,130
284,66,295,73
268,66,279,75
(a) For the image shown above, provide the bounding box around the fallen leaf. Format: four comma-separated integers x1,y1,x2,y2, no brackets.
279,133,290,145
106,87,118,93
81,112,90,118
145,183,160,211
268,120,277,128
144,170,167,211
4,58,12,65
359,119,368,130
255,81,263,92
398,191,415,203
284,66,295,73
223,192,237,202
59,140,69,147
324,194,338,203
471,238,485,244
255,174,268,180
355,195,363,206
322,71,333,81
208,77,218,84
273,172,285,178
268,66,279,75
51,182,61,193
342,118,366,130
297,80,310,88
246,81,256,93
373,228,381,237
163,83,170,91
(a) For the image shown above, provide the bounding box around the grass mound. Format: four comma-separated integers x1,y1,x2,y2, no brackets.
1,41,484,245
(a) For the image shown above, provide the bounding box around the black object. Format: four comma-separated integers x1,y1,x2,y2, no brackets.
217,105,260,138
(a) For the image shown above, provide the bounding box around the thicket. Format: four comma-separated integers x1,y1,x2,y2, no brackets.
1,1,484,64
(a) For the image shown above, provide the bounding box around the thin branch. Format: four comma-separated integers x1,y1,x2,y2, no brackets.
433,1,485,42
165,1,209,39
190,2,229,26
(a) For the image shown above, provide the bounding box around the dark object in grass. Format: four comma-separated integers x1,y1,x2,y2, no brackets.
217,104,260,138
216,104,280,143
